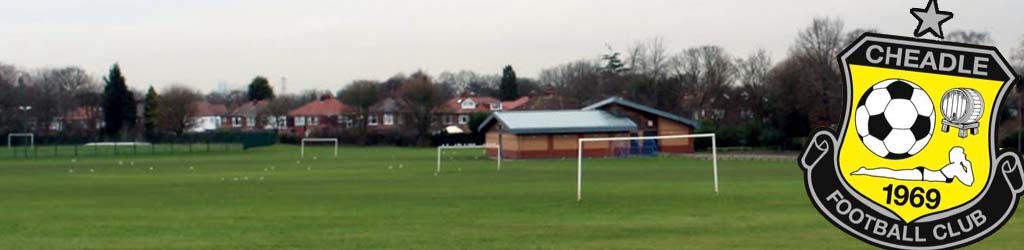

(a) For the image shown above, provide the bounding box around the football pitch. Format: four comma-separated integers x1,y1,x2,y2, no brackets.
0,145,1021,249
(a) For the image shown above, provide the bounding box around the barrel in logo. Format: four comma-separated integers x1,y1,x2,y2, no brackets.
940,88,983,137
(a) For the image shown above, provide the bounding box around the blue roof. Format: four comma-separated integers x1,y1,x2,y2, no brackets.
479,110,637,135
582,97,701,129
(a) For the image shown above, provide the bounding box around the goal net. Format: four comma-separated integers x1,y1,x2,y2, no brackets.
300,138,338,159
576,133,718,201
436,143,502,174
7,133,34,157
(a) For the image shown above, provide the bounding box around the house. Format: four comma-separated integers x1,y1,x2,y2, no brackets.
288,95,354,135
501,96,531,111
515,87,577,110
190,101,227,132
368,97,405,130
53,106,104,132
222,100,270,130
434,95,502,132
477,97,700,159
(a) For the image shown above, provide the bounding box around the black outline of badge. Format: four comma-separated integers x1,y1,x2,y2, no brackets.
798,33,1022,250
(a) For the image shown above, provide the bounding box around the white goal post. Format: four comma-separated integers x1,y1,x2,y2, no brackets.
300,138,338,159
436,143,502,174
577,133,717,202
7,133,34,149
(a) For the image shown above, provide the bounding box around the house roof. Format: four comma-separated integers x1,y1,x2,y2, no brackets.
582,97,701,129
229,100,269,117
64,106,101,121
478,110,637,135
436,96,501,113
194,101,227,116
288,97,352,116
501,96,530,110
519,92,576,110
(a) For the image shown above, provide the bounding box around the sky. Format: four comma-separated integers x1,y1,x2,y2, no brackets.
1,0,1022,93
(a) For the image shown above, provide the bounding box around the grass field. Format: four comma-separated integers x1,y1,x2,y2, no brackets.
0,145,1022,249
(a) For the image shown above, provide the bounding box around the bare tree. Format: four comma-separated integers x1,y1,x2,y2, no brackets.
946,30,993,45
677,45,736,123
791,17,846,125
628,37,673,80
157,85,201,134
340,80,380,142
1011,35,1024,74
735,49,773,120
538,59,600,106
843,28,879,47
398,71,445,146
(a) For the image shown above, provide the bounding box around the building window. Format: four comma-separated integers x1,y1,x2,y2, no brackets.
383,114,394,125
339,115,354,128
232,117,242,127
458,115,469,125
310,116,319,126
460,99,476,109
490,103,502,111
278,116,287,128
247,117,255,127
295,116,306,126
368,115,378,126
444,115,453,125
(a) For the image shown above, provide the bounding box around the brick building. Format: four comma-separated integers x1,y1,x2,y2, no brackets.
478,97,700,159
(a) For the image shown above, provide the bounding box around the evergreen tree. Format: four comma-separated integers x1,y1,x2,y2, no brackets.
247,76,274,101
143,86,159,134
499,65,519,101
101,64,136,136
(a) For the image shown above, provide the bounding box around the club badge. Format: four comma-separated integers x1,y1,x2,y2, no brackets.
798,1,1021,249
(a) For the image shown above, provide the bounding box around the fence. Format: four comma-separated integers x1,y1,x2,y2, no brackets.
2,131,277,159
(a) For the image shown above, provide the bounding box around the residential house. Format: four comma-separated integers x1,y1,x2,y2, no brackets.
288,95,354,135
368,97,405,131
190,101,227,133
433,95,502,132
516,87,577,110
222,100,270,130
53,106,104,132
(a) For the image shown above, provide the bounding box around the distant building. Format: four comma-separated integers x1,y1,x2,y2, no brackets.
501,96,531,111
433,95,502,132
368,97,406,131
478,97,700,159
52,106,104,132
190,101,227,133
223,100,270,131
288,95,353,135
515,87,577,110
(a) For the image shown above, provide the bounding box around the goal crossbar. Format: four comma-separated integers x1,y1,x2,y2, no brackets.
300,138,339,159
577,133,717,202
436,143,502,174
7,133,34,148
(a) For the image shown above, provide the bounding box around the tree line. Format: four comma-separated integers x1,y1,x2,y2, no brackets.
1,17,1022,148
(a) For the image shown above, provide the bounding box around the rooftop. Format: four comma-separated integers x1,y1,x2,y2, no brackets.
582,97,700,129
289,97,352,116
479,110,637,135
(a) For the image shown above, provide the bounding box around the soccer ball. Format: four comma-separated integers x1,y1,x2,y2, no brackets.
855,79,935,159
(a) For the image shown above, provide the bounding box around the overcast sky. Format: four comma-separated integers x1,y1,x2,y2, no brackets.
1,0,1022,93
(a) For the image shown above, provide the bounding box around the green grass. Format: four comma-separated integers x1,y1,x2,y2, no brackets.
0,145,1022,249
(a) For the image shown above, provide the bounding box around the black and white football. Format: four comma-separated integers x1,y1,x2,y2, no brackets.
854,79,935,159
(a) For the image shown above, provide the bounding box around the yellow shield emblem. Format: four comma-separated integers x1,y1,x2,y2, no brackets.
800,33,1022,250
838,51,1001,222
